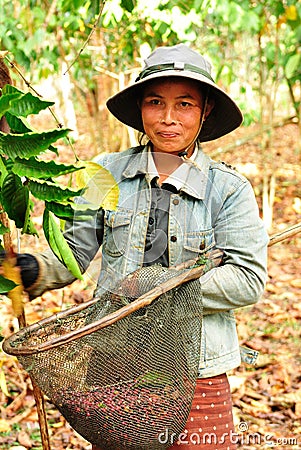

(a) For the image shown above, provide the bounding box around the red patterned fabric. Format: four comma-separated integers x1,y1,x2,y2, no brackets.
91,374,237,450
167,374,237,449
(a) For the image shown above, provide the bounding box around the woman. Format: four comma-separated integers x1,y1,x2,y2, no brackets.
19,44,269,449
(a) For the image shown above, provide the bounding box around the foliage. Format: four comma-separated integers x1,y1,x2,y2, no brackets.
0,0,299,132
0,83,118,290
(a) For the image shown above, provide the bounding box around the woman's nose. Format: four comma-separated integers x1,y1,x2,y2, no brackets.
160,106,177,124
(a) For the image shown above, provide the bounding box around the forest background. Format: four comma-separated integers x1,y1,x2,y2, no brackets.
0,0,301,448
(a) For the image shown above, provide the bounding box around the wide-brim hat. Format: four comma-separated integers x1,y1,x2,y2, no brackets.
106,44,243,142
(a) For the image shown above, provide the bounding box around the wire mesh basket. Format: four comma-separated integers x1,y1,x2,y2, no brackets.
3,252,222,449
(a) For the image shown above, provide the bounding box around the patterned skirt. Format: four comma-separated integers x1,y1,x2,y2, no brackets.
167,373,237,449
91,373,237,450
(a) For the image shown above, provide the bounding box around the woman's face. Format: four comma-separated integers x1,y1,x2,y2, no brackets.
141,78,204,156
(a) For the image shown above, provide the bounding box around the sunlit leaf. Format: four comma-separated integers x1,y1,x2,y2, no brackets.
43,209,83,280
285,5,297,21
76,161,119,210
0,128,70,159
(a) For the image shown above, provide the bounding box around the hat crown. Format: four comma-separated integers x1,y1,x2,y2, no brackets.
106,43,243,142
144,44,212,77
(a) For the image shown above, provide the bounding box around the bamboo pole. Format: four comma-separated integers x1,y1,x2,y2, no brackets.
3,222,301,358
268,222,301,246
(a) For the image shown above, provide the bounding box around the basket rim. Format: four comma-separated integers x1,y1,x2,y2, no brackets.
2,252,222,357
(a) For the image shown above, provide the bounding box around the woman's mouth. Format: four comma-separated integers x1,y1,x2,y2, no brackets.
158,131,179,138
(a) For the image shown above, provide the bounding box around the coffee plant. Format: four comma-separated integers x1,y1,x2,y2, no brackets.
0,83,118,293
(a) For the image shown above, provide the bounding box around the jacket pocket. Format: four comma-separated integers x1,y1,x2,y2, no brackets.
183,228,216,259
103,209,132,257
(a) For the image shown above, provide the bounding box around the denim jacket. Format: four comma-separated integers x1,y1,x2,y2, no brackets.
30,146,269,377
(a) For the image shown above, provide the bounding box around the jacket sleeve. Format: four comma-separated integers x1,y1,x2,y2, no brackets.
200,179,269,314
27,209,104,300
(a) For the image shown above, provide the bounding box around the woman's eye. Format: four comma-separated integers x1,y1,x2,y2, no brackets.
150,99,161,105
180,101,191,108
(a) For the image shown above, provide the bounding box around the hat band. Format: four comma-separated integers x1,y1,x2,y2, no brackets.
136,63,214,83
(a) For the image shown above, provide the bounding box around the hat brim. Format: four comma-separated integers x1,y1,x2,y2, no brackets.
106,70,243,142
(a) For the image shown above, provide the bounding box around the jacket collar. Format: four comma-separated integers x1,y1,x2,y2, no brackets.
122,145,210,200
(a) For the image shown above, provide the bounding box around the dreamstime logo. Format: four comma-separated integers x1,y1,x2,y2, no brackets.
157,423,299,447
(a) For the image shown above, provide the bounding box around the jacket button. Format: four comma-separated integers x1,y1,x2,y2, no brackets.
149,217,154,225
173,198,179,205
199,242,205,250
171,235,177,242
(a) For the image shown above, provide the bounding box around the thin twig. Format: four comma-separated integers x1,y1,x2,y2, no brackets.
63,0,107,75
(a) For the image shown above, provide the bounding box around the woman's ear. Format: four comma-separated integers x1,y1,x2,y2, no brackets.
204,98,215,120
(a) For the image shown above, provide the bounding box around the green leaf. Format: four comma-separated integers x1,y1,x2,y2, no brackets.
29,179,83,202
12,157,83,180
43,209,83,280
2,84,54,116
121,0,135,13
5,113,32,134
45,201,97,221
285,53,301,79
1,173,29,228
0,274,18,293
0,128,70,159
0,155,8,185
22,216,39,236
21,195,39,236
0,92,22,119
0,223,10,234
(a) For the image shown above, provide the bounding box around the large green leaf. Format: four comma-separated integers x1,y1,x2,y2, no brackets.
46,201,97,221
0,92,22,119
1,173,29,228
12,157,83,180
0,128,70,159
29,179,83,202
0,274,18,293
5,113,32,134
43,209,83,280
2,84,54,116
0,155,8,185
